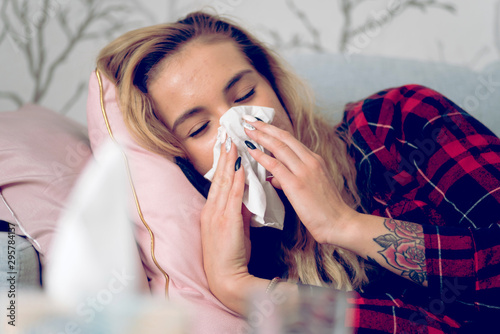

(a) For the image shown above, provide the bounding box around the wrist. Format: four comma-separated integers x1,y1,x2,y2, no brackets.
215,273,269,315
334,213,390,258
325,209,364,248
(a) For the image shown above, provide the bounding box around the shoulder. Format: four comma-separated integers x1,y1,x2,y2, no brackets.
345,84,455,121
343,84,460,130
344,84,454,116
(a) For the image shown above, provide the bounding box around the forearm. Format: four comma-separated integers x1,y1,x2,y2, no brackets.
334,213,428,287
213,275,299,315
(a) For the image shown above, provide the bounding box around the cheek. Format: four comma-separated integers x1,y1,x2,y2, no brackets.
272,108,295,136
190,147,214,175
257,87,294,135
185,137,218,175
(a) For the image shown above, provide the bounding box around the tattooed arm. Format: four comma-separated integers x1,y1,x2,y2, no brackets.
370,218,427,286
334,214,429,287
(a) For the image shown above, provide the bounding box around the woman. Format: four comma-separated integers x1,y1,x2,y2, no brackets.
97,11,500,332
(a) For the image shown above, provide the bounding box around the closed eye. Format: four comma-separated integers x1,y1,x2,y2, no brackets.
189,122,209,138
235,88,255,103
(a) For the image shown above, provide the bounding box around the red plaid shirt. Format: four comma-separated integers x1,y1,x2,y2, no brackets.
341,85,500,333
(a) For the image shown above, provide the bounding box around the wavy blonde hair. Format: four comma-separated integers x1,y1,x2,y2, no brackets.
97,11,369,290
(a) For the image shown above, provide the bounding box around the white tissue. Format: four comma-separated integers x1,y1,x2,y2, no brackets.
44,141,149,307
204,106,285,230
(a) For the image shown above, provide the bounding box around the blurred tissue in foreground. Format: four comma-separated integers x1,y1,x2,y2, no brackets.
12,141,187,334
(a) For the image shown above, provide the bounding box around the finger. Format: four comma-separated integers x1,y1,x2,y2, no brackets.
226,163,245,219
245,120,313,162
214,139,239,214
269,176,282,190
242,204,252,233
266,175,283,190
247,145,295,184
241,203,252,256
206,137,238,212
205,138,229,204
245,127,305,174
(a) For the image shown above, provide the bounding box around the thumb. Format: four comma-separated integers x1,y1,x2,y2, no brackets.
242,205,252,238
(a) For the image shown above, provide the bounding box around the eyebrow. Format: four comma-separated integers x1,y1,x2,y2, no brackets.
224,69,253,94
172,69,254,132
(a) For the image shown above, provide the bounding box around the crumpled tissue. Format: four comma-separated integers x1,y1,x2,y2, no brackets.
204,105,285,230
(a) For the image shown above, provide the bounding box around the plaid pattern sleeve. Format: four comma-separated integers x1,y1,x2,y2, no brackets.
340,84,500,332
346,290,462,333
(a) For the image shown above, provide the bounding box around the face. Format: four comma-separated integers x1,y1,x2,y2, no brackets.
149,40,294,175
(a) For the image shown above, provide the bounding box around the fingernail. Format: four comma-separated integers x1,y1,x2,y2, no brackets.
245,140,256,150
225,137,232,152
235,156,242,171
242,115,257,122
255,117,263,122
243,122,255,131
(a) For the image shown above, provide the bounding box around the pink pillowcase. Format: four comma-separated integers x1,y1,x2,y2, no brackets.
0,104,91,265
86,71,246,333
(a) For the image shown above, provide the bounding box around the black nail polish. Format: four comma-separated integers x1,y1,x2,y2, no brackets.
235,156,242,171
245,140,256,150
255,117,263,122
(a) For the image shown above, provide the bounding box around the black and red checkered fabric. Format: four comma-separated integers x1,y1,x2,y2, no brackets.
341,85,500,333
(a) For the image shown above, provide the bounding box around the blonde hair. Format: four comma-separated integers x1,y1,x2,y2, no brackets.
97,11,369,290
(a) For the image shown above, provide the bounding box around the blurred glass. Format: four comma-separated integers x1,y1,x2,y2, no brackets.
5,291,188,334
243,284,353,334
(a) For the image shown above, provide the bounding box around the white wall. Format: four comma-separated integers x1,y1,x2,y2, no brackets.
0,0,498,124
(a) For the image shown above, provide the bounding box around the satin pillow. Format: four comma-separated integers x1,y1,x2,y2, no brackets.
86,71,246,333
0,104,91,266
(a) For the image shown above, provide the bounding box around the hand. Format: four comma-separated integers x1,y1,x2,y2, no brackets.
200,138,253,305
244,120,359,245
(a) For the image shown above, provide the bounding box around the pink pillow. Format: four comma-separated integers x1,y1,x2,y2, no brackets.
86,71,246,333
0,104,91,266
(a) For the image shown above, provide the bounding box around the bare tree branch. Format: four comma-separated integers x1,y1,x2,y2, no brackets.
1,0,148,111
37,5,96,102
0,28,6,46
0,0,8,45
0,91,23,108
406,0,455,12
285,0,324,52
0,0,27,52
37,1,132,103
32,0,51,102
259,27,284,49
339,0,455,52
10,0,23,22
57,7,72,40
349,0,455,38
21,0,29,15
12,0,36,78
339,0,354,53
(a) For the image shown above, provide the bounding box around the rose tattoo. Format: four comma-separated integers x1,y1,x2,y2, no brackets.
372,219,427,285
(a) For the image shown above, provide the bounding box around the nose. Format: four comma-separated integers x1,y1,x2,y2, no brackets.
215,104,231,120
